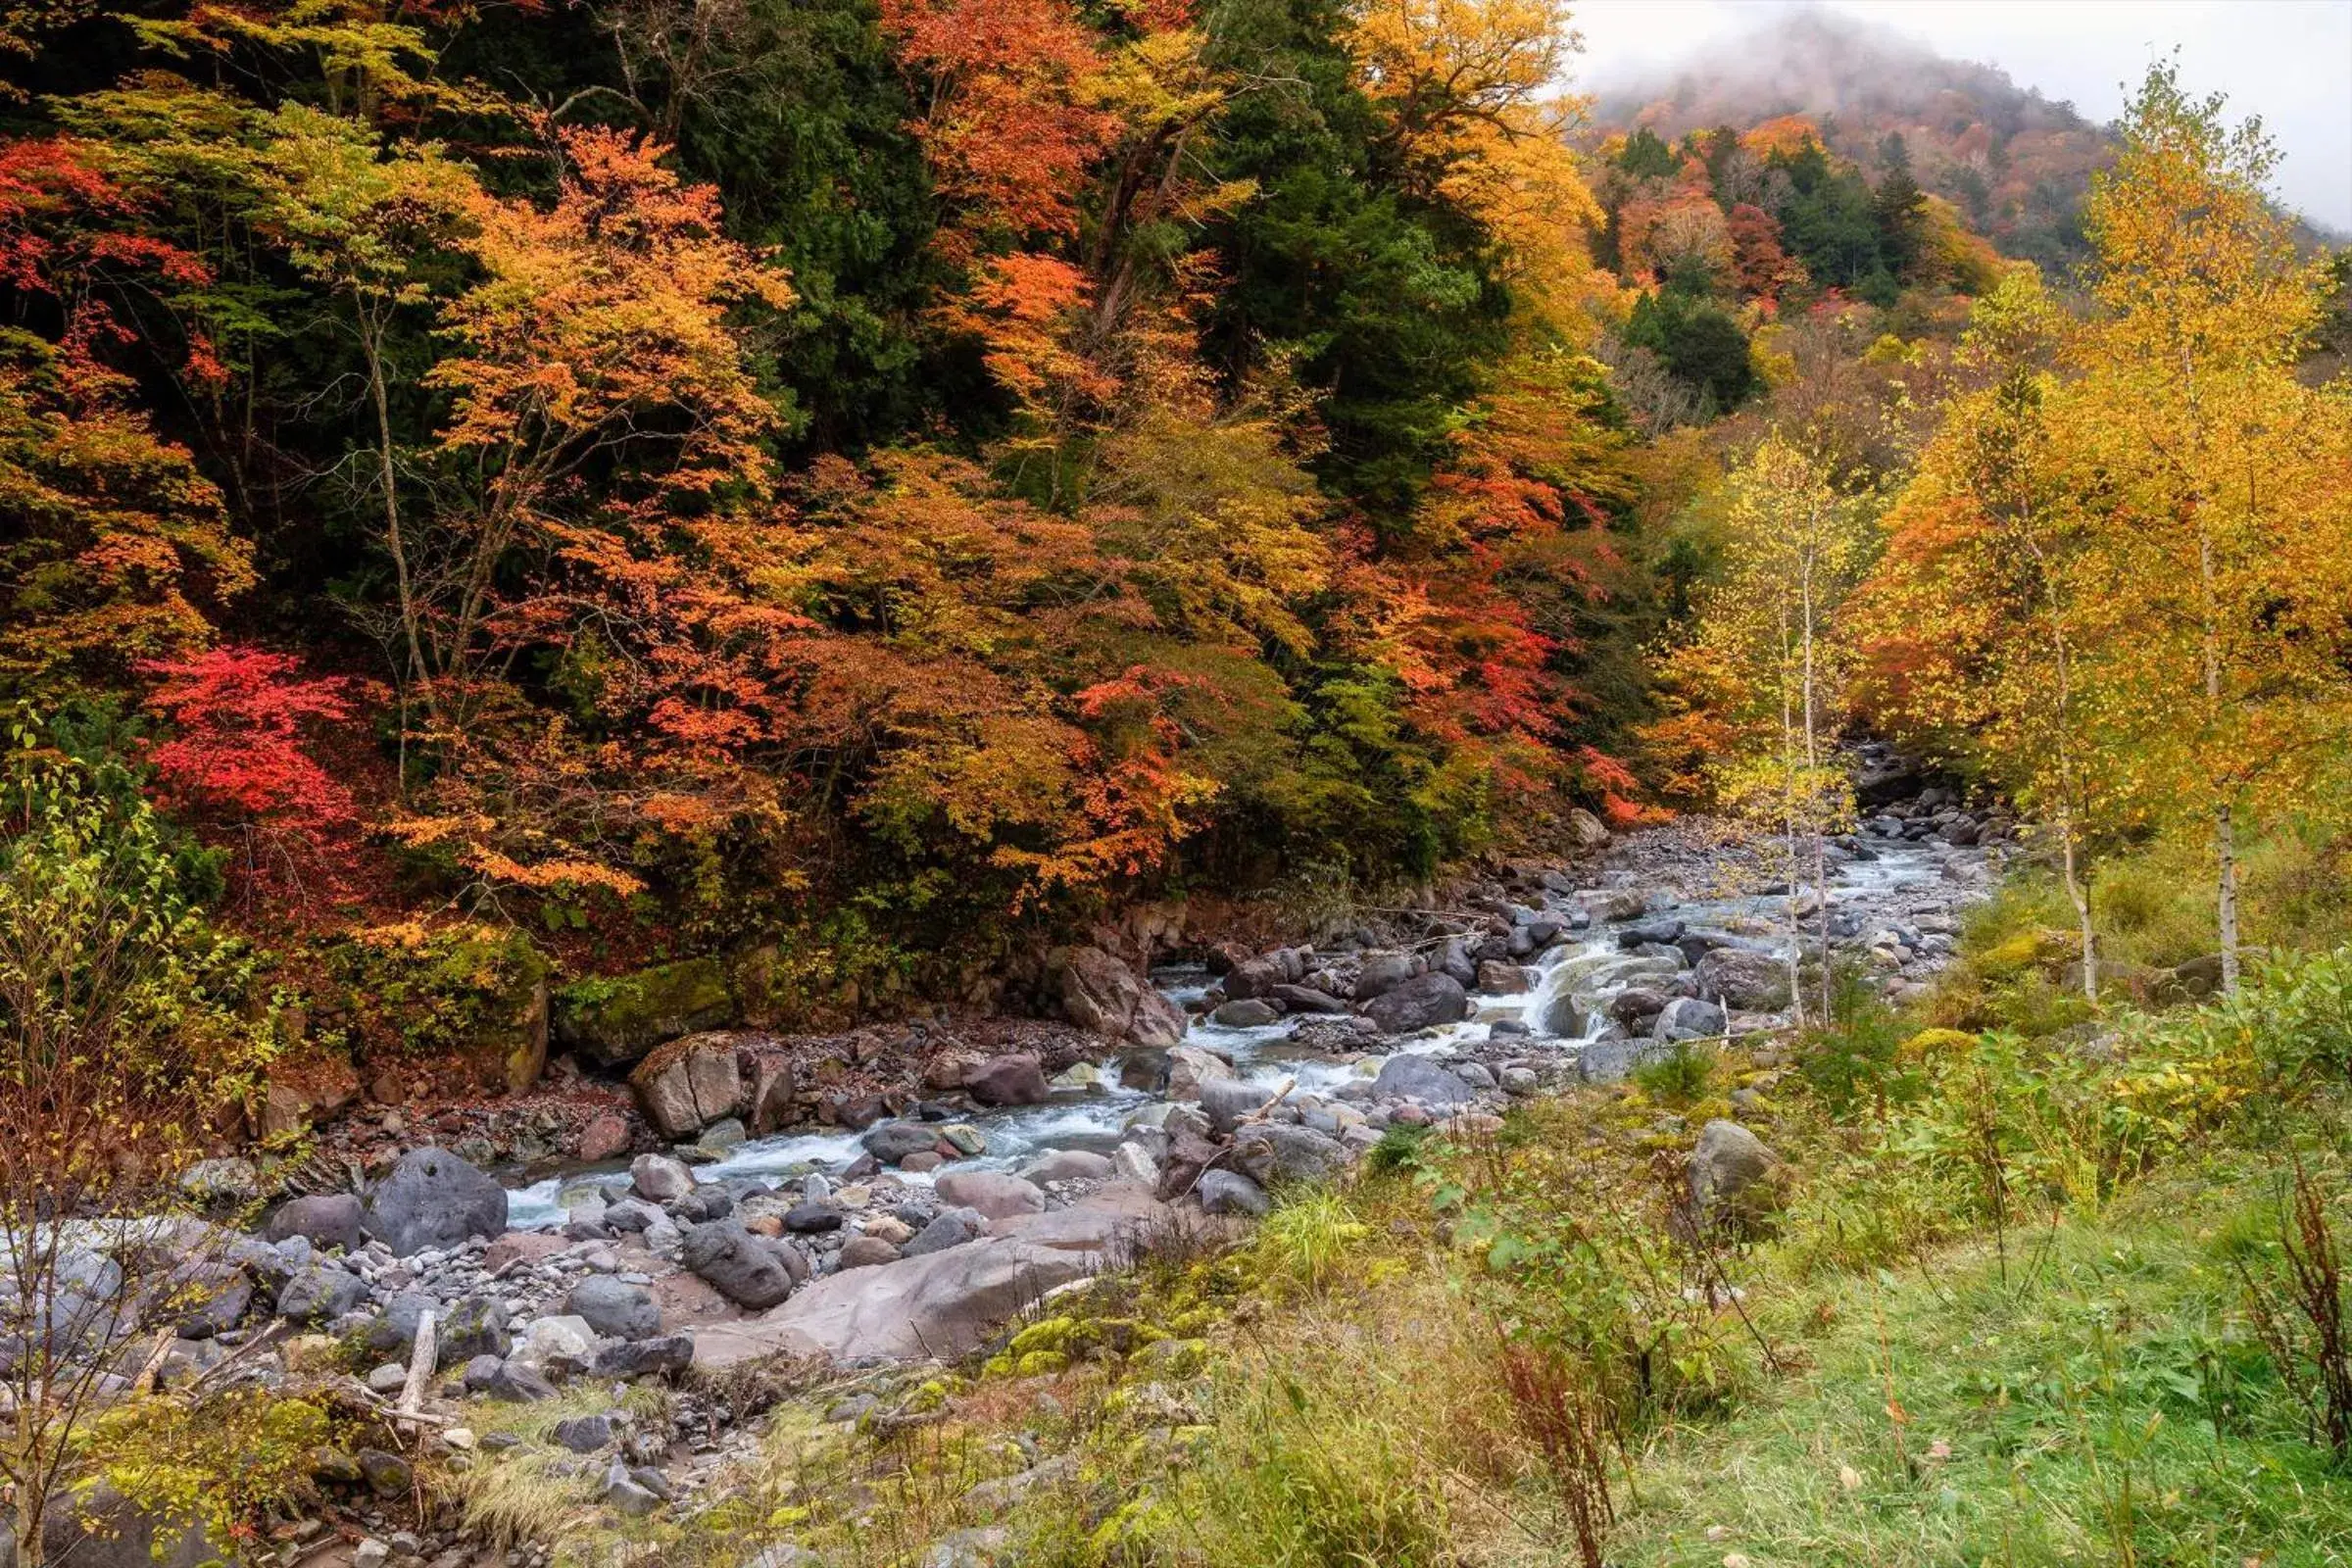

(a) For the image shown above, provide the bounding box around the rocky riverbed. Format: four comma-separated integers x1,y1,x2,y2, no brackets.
27,765,2009,1567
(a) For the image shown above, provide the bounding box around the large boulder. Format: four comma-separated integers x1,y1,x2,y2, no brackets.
1164,1046,1235,1101
1370,1054,1477,1109
1269,983,1348,1015
963,1053,1051,1107
680,1220,797,1309
1474,960,1531,995
1229,1124,1350,1188
1045,946,1186,1050
1221,956,1287,1002
1351,952,1416,1002
554,957,735,1069
361,1148,508,1257
697,1189,1184,1365
1693,948,1792,1011
933,1170,1048,1220
1199,1077,1271,1135
1689,1120,1783,1226
1210,998,1280,1028
862,1122,946,1165
629,1033,750,1141
266,1194,365,1254
1360,973,1469,1035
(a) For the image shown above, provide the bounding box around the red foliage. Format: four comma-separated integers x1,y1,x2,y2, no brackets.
140,647,363,854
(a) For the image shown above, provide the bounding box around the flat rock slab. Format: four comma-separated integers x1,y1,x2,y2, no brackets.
691,1184,1190,1367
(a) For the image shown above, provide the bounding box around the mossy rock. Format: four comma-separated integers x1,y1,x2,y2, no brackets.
318,925,551,1094
554,956,735,1068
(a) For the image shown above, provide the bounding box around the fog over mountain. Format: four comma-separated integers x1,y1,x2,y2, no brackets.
1571,1,2352,237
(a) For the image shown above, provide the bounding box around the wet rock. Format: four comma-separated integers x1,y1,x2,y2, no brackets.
1269,983,1348,1014
1022,1150,1114,1184
266,1194,365,1254
1165,1046,1236,1100
784,1203,844,1234
1475,960,1531,994
963,1053,1051,1108
1608,987,1670,1024
1370,1054,1476,1109
1045,947,1187,1050
631,1153,696,1201
1360,972,1470,1035
1197,1170,1269,1218
576,1112,632,1162
863,1122,945,1165
1351,952,1415,1002
680,1220,798,1309
361,1147,508,1257
1210,998,1280,1028
1220,956,1287,1001
933,1171,1046,1220
568,1277,661,1341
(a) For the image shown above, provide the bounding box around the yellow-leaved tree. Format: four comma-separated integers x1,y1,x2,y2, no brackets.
1850,266,2111,1001
1658,431,1877,1024
2066,63,2352,993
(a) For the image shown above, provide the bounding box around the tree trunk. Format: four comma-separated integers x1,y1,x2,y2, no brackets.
1779,605,1805,1030
2217,800,2241,993
2059,805,2098,1004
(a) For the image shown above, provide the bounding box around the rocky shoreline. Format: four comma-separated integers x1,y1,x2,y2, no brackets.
25,760,2013,1567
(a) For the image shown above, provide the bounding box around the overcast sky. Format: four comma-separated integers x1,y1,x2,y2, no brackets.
1568,1,2352,232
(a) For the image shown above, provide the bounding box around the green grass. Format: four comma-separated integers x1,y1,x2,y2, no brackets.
1615,1159,2352,1568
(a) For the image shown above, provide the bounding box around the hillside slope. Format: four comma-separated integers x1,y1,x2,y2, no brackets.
1589,9,2107,270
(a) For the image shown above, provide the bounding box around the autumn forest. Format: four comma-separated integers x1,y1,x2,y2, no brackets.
7,0,2352,1562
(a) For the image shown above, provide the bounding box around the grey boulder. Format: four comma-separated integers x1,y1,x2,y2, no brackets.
361,1148,508,1257
680,1219,798,1308
1228,1124,1350,1189
1360,973,1469,1035
1371,1054,1477,1109
265,1194,365,1253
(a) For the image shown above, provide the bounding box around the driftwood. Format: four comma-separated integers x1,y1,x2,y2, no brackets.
395,1308,435,1427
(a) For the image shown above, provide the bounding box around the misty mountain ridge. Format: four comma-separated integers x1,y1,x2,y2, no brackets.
1585,6,2109,270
